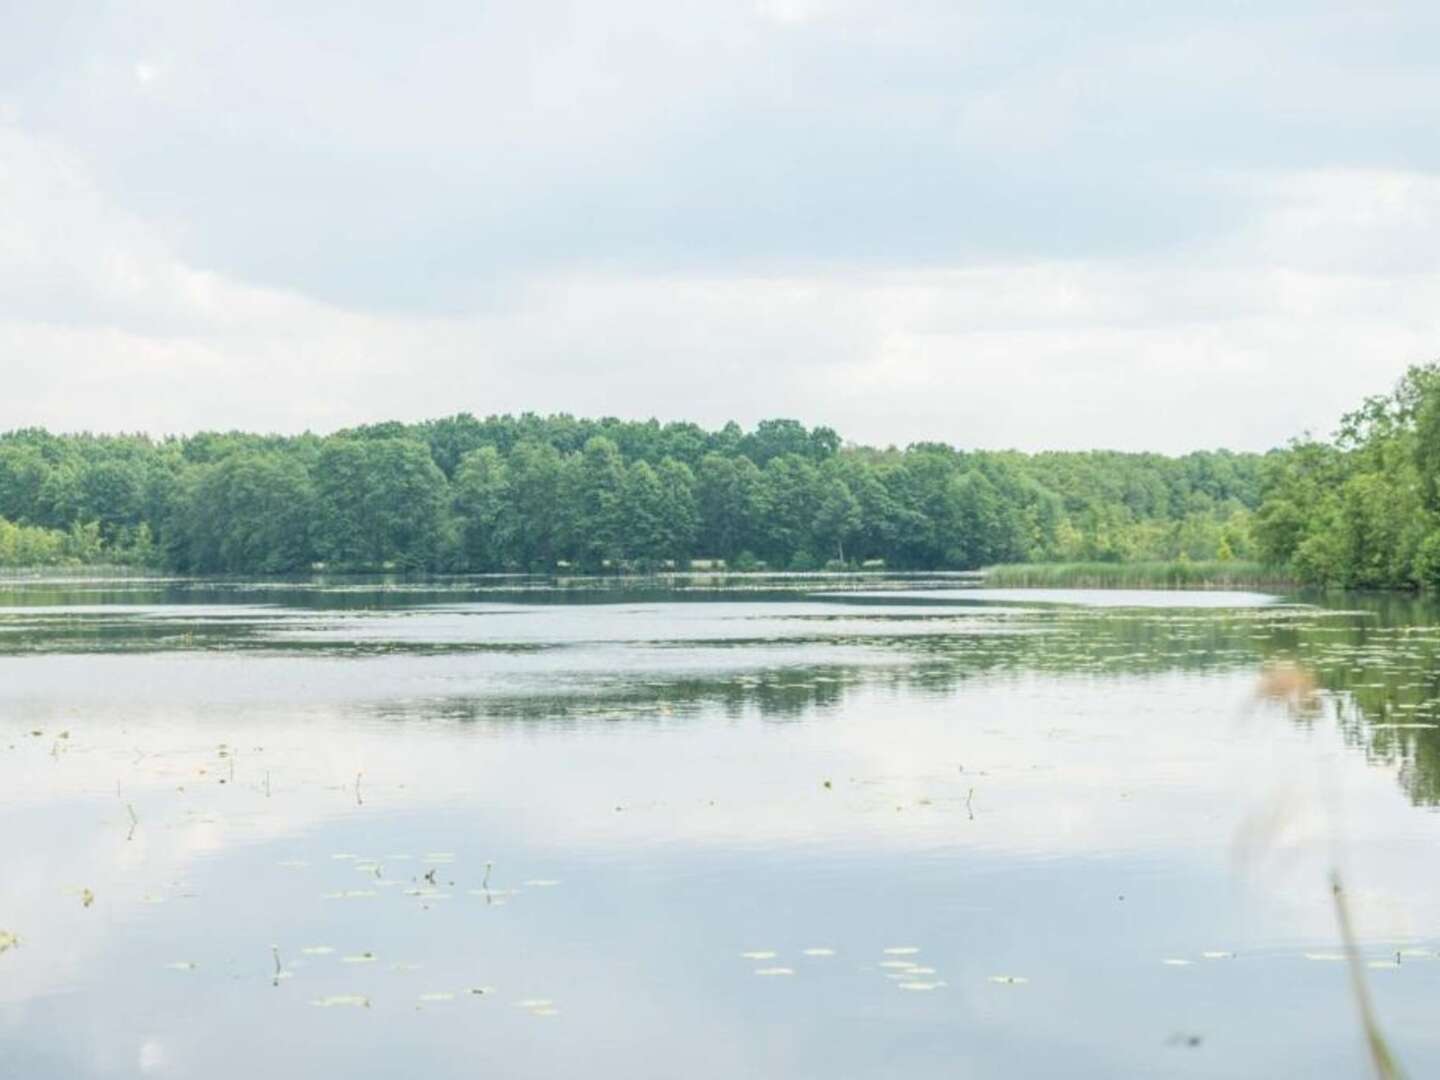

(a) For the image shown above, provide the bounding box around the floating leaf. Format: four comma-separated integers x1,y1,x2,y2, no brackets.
342,952,376,964
0,931,18,954
987,975,1028,985
740,951,776,960
311,995,370,1008
164,961,197,972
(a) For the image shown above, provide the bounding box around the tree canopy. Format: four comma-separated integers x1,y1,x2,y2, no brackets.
0,412,1266,573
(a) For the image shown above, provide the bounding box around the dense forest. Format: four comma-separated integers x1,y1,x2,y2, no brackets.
1256,362,1440,589
0,415,1262,574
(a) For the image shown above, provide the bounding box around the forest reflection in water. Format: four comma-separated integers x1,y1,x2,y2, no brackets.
4,575,1440,1080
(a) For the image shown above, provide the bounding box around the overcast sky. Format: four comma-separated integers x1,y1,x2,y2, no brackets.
1,2,1436,451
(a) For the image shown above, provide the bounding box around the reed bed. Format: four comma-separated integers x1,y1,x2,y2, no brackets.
981,560,1294,590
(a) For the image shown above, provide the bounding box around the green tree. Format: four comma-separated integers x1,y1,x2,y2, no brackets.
812,477,861,564
453,446,513,571
313,439,449,569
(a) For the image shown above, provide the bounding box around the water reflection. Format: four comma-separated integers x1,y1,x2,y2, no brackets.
3,576,1440,1078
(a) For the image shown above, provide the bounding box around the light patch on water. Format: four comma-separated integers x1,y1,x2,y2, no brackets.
301,946,334,956
311,995,370,1008
883,947,920,955
987,975,1028,985
163,961,196,971
898,981,945,991
137,1038,167,1074
741,951,777,960
801,948,835,957
1162,959,1193,967
754,967,794,976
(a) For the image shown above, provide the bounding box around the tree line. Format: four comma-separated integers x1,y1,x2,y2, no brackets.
1255,362,1440,589
0,414,1262,573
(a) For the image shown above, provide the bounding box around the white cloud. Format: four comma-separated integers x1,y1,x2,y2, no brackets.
0,5,1436,449
0,154,1435,448
754,0,830,25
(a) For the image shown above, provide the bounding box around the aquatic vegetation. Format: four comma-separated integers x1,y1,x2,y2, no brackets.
310,995,370,1009
5,577,1440,1076
982,561,1289,590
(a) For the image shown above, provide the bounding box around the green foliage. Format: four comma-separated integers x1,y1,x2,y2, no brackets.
0,413,1276,575
173,452,316,573
982,561,1284,589
1256,362,1440,590
453,446,513,571
312,439,449,570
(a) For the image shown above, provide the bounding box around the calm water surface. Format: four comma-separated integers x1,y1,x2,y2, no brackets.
3,574,1440,1078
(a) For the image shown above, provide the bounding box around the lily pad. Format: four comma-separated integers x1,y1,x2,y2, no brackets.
311,995,370,1008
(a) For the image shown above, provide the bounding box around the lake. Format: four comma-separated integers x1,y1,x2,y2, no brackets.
2,573,1440,1078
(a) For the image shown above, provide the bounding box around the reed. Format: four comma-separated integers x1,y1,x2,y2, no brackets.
981,560,1293,590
